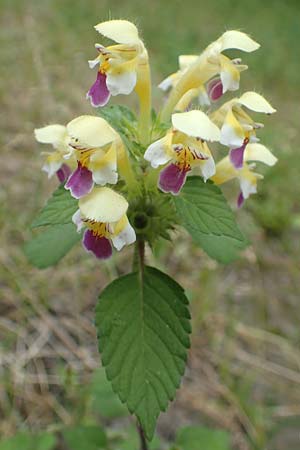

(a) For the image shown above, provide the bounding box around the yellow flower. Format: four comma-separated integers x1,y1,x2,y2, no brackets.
72,187,136,259
144,110,220,194
160,30,259,120
34,124,76,181
212,143,277,207
87,20,147,107
210,92,276,168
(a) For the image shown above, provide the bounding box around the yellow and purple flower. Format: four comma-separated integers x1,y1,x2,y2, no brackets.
65,115,122,199
144,110,220,194
212,143,277,207
34,124,76,182
87,20,147,107
210,92,276,169
73,187,136,259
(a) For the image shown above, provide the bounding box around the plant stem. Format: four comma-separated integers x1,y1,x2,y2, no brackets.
137,422,149,450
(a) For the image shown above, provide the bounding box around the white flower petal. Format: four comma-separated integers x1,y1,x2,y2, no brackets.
219,30,260,53
67,115,117,149
111,220,136,251
88,58,100,69
200,157,216,181
158,75,174,91
72,209,84,232
94,20,140,45
245,143,277,166
41,160,62,178
220,69,239,93
144,138,172,168
92,164,118,185
240,176,257,199
35,125,67,146
79,187,128,223
238,92,276,114
172,110,220,141
106,71,137,96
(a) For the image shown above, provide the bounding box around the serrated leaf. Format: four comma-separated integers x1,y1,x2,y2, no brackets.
174,177,248,263
97,104,136,138
62,425,107,450
31,185,78,228
24,223,81,269
95,266,191,441
175,426,232,450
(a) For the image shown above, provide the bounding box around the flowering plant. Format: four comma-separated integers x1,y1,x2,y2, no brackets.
26,19,276,445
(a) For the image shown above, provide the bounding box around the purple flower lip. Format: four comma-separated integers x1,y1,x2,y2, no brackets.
229,138,249,169
86,71,111,107
83,229,112,259
56,164,71,183
65,162,94,199
159,163,190,195
237,191,245,208
207,77,224,101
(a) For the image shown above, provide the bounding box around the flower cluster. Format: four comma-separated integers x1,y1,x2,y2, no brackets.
35,20,277,260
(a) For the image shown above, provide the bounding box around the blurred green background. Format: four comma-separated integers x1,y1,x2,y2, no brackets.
1,0,300,449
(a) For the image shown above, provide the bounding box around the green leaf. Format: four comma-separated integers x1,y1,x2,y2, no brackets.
174,177,248,263
90,368,128,419
95,266,191,441
97,104,136,136
175,426,232,450
24,223,81,268
62,425,107,450
31,185,78,228
0,432,56,450
97,105,142,158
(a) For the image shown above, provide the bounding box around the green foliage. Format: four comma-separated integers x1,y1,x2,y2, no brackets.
24,223,81,268
31,185,78,228
95,266,191,440
0,432,56,450
174,177,248,263
62,425,107,450
174,426,232,450
97,105,142,158
90,368,128,419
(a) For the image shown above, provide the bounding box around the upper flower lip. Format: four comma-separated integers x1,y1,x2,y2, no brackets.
172,110,221,142
79,187,128,223
94,19,141,45
66,115,118,149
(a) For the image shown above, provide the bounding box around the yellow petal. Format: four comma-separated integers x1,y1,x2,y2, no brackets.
172,110,220,141
35,125,67,145
178,55,199,70
211,156,236,185
79,187,128,223
238,92,276,114
94,20,140,45
89,143,117,170
245,143,277,166
67,115,117,148
219,30,260,53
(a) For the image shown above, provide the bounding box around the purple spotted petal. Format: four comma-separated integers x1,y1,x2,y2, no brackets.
237,191,245,208
56,164,71,183
82,230,112,259
65,163,94,199
86,72,111,107
207,77,223,101
230,143,247,169
159,163,188,195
